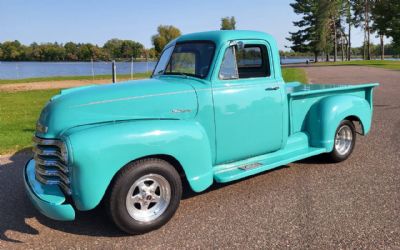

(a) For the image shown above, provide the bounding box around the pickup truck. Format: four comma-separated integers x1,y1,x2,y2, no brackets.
24,30,378,234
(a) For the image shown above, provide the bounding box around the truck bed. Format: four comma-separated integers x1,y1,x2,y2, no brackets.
285,82,379,136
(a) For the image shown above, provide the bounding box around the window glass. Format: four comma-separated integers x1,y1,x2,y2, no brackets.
153,46,174,76
168,52,196,75
153,42,215,79
219,44,270,80
237,47,262,67
219,46,239,80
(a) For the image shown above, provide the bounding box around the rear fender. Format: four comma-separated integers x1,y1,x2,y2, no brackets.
64,120,213,211
306,95,372,151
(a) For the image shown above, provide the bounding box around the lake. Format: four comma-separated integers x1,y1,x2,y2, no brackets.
0,58,312,80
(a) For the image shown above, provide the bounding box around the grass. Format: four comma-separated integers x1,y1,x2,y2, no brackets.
0,68,308,155
0,89,60,155
0,72,152,84
316,60,400,71
282,68,308,83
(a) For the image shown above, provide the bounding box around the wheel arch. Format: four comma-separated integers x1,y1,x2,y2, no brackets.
65,120,214,211
306,94,372,151
345,115,365,135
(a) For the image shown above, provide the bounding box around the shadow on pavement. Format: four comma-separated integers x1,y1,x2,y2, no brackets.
0,150,39,243
0,149,326,242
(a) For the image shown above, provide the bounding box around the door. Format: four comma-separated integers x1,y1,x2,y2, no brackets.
213,41,284,164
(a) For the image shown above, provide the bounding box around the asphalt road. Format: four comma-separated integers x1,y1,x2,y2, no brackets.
0,66,399,249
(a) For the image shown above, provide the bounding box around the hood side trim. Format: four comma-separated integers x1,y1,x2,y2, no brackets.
71,89,196,108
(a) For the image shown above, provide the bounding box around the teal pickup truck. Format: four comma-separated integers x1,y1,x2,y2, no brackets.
24,30,378,234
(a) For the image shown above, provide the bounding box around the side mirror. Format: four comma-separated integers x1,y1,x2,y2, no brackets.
229,41,245,51
236,41,245,50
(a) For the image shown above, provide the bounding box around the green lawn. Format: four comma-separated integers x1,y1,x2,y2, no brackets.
0,72,152,84
0,89,60,154
0,68,307,155
316,60,400,71
282,67,308,83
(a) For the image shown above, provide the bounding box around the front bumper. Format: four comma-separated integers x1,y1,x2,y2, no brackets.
24,158,75,221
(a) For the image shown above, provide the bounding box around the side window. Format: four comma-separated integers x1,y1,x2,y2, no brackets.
219,44,271,80
219,46,239,80
237,45,270,78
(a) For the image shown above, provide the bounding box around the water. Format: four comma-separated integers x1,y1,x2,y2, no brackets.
3,57,388,80
0,61,157,80
281,58,314,64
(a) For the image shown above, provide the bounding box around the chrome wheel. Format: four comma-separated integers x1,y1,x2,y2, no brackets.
335,125,353,156
125,174,171,222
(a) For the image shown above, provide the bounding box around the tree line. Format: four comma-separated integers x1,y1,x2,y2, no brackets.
0,17,236,62
288,0,400,62
0,39,157,61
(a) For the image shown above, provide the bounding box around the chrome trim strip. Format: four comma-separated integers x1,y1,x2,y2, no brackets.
33,136,65,148
35,165,70,184
72,89,196,108
35,172,72,195
32,147,64,161
34,156,69,173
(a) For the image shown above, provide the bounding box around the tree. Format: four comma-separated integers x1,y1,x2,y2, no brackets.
103,39,123,58
351,0,374,60
151,25,181,56
120,40,144,58
287,0,320,62
64,42,79,60
0,40,24,60
103,39,144,59
143,48,157,59
371,0,390,60
343,0,353,60
220,16,236,30
380,1,400,53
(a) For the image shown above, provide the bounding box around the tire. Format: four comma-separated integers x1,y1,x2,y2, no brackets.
327,120,356,163
105,158,182,234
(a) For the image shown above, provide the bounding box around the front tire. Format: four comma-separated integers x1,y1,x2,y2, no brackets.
327,120,356,163
106,158,182,234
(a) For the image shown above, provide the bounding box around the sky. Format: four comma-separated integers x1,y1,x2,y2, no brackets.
0,0,385,51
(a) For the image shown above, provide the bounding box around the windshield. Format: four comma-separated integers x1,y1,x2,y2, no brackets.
152,41,215,79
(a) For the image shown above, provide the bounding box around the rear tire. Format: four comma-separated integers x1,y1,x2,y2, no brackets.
327,120,356,163
106,158,182,234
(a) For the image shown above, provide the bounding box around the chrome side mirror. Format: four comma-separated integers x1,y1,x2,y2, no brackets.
229,41,245,51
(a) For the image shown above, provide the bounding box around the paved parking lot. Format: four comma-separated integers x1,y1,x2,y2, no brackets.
0,66,399,249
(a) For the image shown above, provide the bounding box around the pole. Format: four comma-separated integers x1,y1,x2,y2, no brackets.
16,62,19,79
112,60,117,83
131,57,133,80
146,52,149,73
91,58,94,80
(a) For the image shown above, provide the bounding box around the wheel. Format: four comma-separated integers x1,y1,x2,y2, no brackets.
106,158,182,234
327,120,356,162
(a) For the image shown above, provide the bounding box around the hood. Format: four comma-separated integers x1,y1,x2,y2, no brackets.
36,77,198,138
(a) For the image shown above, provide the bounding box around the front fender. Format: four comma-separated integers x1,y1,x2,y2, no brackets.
307,95,372,151
64,120,213,211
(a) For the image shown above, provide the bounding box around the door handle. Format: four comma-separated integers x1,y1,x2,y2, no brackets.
265,86,280,91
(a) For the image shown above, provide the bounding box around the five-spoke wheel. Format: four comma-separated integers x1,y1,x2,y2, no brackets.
328,120,356,162
106,158,182,234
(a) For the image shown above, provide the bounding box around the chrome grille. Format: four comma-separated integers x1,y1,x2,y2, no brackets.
33,136,71,195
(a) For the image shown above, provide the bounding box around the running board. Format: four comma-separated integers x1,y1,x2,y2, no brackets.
213,133,326,183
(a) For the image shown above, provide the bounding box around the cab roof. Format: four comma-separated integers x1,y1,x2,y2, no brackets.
171,30,276,47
